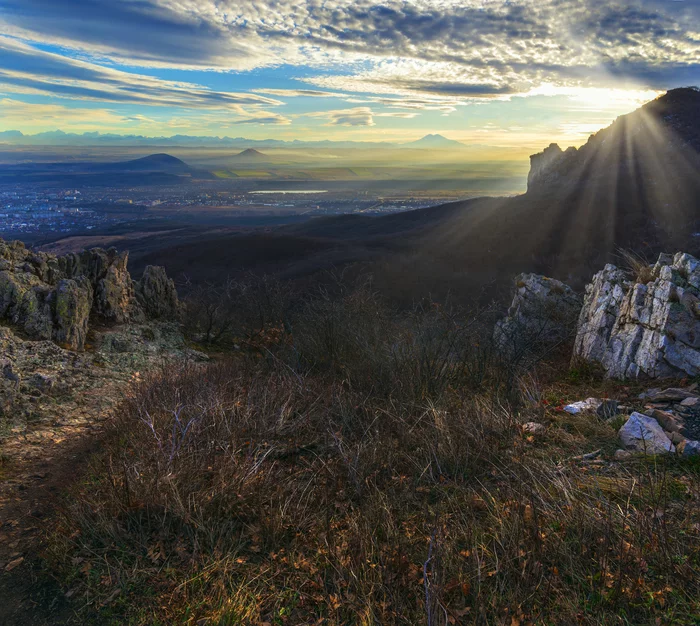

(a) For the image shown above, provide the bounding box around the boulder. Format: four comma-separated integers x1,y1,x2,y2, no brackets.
573,252,700,378
494,273,582,358
136,265,179,319
53,278,93,350
619,412,675,454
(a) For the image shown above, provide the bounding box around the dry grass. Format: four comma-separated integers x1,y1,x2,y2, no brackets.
46,286,700,625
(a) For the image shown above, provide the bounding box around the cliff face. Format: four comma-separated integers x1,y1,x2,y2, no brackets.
526,87,700,196
527,143,578,191
0,239,178,350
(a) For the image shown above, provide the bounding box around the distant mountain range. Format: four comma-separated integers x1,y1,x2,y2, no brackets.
0,130,467,150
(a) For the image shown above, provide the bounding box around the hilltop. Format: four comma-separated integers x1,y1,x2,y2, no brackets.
114,153,192,172
234,148,267,159
403,133,466,149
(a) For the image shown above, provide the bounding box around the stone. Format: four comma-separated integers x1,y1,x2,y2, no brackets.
573,264,630,364
678,440,700,457
28,373,54,392
614,449,634,461
94,251,136,323
564,398,600,414
573,252,700,379
0,238,178,351
563,397,619,418
619,412,675,454
136,265,179,319
596,399,619,419
522,422,546,436
680,396,700,407
669,432,687,446
53,278,93,350
494,274,582,358
646,409,685,434
642,387,698,402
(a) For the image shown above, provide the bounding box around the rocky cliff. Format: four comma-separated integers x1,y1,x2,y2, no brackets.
574,252,700,378
0,239,178,350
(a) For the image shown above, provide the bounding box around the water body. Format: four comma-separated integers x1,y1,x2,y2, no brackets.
249,190,328,194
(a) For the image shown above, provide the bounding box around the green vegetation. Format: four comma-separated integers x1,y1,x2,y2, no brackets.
48,280,700,625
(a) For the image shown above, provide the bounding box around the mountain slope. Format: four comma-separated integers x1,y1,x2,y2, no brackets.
113,153,192,173
403,134,466,149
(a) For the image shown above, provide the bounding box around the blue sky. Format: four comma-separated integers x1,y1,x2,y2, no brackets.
0,0,698,151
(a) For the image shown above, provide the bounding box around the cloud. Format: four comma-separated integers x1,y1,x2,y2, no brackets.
0,0,697,107
0,0,270,69
0,98,138,129
0,36,284,113
307,107,376,126
252,89,343,98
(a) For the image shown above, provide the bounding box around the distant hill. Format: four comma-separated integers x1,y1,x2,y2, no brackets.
234,148,267,159
403,134,466,149
127,88,700,305
114,153,192,173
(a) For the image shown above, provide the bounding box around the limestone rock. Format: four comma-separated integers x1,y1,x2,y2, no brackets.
573,252,700,378
494,273,582,358
53,278,93,350
573,265,630,364
136,265,179,319
619,412,675,454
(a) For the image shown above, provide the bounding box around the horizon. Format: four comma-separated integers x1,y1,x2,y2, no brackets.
1,1,699,155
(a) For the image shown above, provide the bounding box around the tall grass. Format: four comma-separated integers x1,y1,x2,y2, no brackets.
49,282,700,625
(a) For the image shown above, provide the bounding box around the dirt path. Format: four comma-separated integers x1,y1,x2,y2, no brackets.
0,372,127,625
0,322,195,625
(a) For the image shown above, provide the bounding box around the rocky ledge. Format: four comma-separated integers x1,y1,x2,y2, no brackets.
0,239,178,350
499,251,700,380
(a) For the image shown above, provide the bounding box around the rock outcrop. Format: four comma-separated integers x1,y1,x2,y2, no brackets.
0,239,179,350
527,143,579,191
573,252,700,378
494,273,582,357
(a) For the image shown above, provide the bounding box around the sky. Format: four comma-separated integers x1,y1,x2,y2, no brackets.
0,0,698,150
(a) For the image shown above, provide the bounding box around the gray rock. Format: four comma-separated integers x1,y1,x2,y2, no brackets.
0,238,179,351
136,266,179,319
494,274,581,359
573,252,700,379
573,264,630,364
619,412,675,454
680,396,700,407
679,440,700,457
53,278,93,350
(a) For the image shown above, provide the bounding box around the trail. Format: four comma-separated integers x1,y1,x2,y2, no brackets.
0,371,127,625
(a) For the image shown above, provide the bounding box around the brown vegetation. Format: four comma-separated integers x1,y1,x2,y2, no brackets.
46,282,700,625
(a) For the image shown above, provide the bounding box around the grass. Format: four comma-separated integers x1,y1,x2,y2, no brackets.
46,282,700,625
